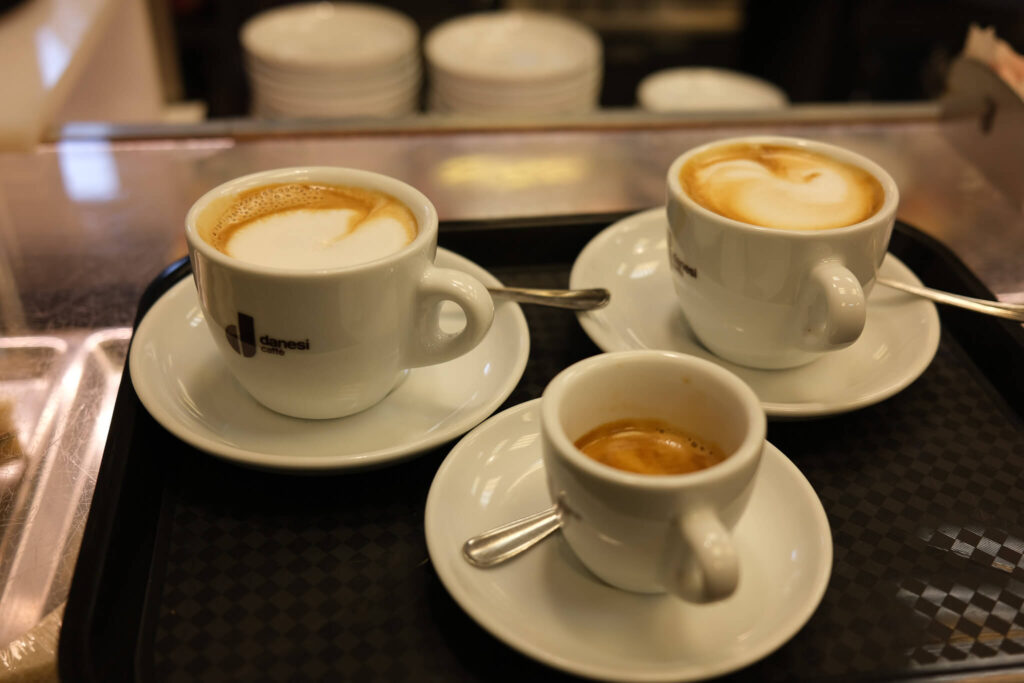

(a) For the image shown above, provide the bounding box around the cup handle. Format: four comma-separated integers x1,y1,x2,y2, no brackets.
797,261,866,352
405,266,494,368
667,508,739,603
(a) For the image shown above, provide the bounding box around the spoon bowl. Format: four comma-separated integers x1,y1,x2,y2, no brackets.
462,505,561,568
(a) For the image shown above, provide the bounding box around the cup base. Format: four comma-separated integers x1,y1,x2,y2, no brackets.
249,369,409,420
690,326,823,371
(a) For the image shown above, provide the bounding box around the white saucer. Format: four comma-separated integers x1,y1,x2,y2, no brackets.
128,249,529,472
637,67,789,112
570,208,941,418
425,400,832,682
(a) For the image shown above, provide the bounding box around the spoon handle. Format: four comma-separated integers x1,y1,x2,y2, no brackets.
877,278,1024,322
462,506,561,568
488,286,610,310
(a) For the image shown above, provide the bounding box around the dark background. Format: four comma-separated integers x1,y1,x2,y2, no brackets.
166,0,1024,118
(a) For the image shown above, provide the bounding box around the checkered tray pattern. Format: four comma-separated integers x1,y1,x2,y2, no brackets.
132,262,1024,682
758,335,1024,680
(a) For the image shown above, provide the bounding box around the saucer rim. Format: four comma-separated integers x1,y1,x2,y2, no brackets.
425,398,833,682
570,207,941,418
128,248,529,472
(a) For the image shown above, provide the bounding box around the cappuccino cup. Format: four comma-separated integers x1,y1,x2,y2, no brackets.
185,167,494,419
667,136,899,369
541,350,766,602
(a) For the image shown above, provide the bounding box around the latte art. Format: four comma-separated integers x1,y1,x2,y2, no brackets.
680,144,884,230
199,183,418,269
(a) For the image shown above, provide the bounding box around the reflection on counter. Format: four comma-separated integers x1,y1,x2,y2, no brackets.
56,140,121,203
437,154,588,190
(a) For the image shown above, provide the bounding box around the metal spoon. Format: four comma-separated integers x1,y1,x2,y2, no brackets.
877,278,1024,322
487,286,610,310
462,505,561,568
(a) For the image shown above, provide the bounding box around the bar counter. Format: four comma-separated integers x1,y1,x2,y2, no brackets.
0,99,1022,678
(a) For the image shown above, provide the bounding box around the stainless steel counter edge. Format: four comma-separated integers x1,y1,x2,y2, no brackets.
49,101,944,144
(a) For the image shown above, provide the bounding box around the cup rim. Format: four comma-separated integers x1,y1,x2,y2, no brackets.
184,166,438,278
540,350,766,490
666,135,899,236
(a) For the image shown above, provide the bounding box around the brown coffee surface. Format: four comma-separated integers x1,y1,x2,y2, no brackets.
679,143,885,230
574,418,727,475
198,182,417,255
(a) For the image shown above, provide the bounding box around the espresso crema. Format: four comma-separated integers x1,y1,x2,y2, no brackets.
574,418,727,476
198,182,418,269
679,143,884,230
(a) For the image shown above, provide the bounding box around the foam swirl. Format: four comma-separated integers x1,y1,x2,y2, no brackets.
680,144,884,230
198,183,417,269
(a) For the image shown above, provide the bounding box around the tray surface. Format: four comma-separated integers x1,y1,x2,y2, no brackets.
60,219,1024,682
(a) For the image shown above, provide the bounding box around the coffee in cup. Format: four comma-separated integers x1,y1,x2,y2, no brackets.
574,418,726,475
196,182,418,269
186,167,494,420
667,136,899,370
541,350,766,603
678,142,885,231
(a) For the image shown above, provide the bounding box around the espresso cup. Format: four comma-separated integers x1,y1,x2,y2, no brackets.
185,167,494,419
540,350,766,603
667,136,899,369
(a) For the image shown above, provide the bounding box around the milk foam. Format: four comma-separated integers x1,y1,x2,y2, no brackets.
681,144,883,230
226,209,412,269
202,183,418,269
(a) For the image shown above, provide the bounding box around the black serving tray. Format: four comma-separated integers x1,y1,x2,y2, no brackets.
60,216,1024,682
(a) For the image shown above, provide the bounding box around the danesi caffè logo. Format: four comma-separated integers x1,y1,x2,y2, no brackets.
226,312,310,357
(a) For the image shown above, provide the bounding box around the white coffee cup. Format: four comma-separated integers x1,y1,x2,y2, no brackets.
185,167,494,419
667,136,899,369
540,350,766,602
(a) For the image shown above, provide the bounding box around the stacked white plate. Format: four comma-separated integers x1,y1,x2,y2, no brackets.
637,67,789,113
425,11,602,115
241,3,421,119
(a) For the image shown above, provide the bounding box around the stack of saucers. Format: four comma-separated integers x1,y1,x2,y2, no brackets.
241,3,421,120
425,11,602,116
